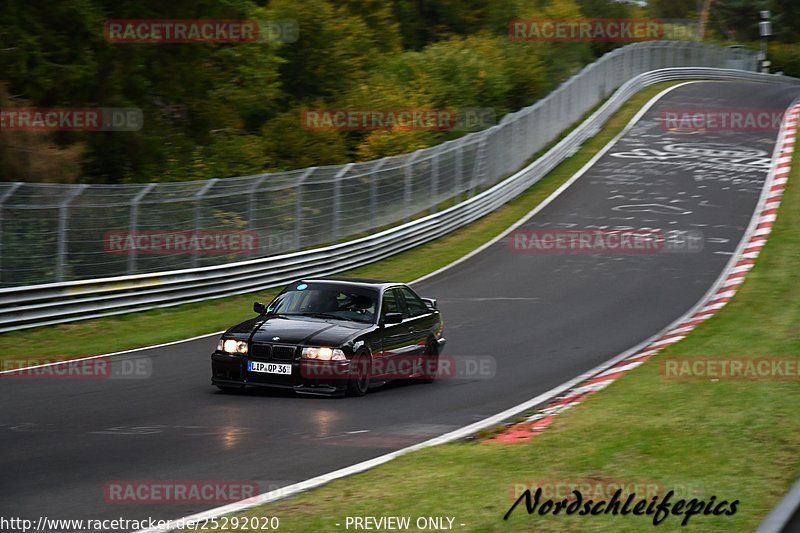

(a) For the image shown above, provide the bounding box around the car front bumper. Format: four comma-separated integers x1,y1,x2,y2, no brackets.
211,352,351,396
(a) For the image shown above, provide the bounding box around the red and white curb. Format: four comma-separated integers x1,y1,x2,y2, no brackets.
487,102,800,444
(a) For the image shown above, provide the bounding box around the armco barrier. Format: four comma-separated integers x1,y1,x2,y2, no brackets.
5,71,800,332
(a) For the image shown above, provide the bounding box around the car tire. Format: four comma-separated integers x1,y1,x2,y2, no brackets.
346,352,371,397
216,384,245,394
420,341,439,384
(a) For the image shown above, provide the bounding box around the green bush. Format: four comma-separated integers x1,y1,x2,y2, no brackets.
769,43,800,77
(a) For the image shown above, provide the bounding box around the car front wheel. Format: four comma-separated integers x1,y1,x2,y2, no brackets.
346,352,371,396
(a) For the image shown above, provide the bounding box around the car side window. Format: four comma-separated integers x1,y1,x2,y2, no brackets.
398,287,429,317
393,288,411,318
382,289,402,318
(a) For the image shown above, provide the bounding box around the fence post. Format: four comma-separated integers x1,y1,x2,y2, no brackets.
487,127,501,187
246,174,268,232
369,158,388,230
543,89,552,146
504,115,515,176
639,44,645,74
404,151,421,222
56,184,87,282
294,167,316,250
608,51,618,94
128,183,156,275
0,182,22,284
332,163,353,243
192,179,217,268
429,149,440,214
512,117,524,173
598,55,608,100
527,105,538,155
468,136,488,198
454,143,463,201
668,41,675,68
623,46,631,80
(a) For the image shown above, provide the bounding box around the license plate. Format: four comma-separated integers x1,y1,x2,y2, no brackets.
248,361,292,375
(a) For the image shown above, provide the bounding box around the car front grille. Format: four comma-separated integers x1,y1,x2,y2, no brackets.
272,345,296,361
251,343,297,362
251,344,271,359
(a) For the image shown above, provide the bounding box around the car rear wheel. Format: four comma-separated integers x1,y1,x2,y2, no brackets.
346,352,371,397
420,341,439,384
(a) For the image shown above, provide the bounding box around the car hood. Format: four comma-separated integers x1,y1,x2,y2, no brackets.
228,315,368,346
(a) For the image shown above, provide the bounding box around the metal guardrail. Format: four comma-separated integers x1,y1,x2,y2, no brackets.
1,41,756,288
757,475,800,532
7,49,797,333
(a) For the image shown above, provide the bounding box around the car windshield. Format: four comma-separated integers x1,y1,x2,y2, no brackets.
267,283,378,323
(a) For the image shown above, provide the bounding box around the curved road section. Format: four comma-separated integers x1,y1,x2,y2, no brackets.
2,81,799,528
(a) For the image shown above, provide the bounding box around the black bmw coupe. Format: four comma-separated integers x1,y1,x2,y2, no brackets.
211,278,446,396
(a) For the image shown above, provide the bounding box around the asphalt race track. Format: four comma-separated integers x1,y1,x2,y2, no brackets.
3,81,799,528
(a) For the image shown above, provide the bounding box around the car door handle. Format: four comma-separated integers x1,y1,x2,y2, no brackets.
408,327,415,333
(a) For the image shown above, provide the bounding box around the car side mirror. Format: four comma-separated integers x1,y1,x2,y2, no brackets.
253,302,267,315
383,312,403,325
421,297,437,309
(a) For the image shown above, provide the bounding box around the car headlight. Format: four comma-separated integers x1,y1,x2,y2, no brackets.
301,347,346,361
218,338,248,355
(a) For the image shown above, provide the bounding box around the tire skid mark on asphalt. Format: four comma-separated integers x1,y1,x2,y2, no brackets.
487,103,800,444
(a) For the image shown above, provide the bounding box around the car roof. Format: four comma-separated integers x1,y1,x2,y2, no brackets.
298,277,401,290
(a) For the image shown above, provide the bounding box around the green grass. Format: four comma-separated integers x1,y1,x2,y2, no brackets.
201,98,800,531
0,82,678,368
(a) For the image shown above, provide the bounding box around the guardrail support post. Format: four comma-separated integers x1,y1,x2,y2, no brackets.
193,179,218,268
56,185,87,282
128,183,156,275
294,167,316,250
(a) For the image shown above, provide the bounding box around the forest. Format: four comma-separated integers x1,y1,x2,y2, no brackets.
1,0,797,184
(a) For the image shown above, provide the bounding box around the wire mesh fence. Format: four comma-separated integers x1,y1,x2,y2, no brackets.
0,41,759,287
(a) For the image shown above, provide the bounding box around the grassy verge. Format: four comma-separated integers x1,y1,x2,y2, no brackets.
0,82,678,365
205,105,800,531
